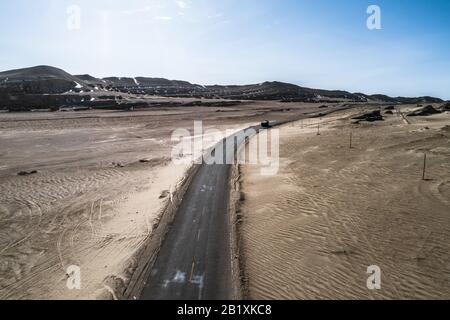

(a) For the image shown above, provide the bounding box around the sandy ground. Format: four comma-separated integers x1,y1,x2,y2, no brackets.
0,101,322,299
239,106,450,299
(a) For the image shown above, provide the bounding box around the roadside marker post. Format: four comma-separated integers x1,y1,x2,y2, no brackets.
350,131,353,149
422,153,427,181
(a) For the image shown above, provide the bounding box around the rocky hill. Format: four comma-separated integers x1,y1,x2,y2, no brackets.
0,65,88,94
0,65,444,110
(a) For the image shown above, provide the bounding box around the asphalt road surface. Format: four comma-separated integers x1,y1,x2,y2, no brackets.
140,108,347,300
140,126,259,300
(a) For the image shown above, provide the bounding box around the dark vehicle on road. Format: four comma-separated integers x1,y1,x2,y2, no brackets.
261,120,271,128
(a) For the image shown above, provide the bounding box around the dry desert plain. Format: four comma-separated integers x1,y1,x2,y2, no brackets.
0,100,322,299
238,105,450,299
1,101,449,300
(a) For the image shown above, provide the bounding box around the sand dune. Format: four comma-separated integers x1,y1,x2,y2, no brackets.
239,107,450,299
0,148,187,299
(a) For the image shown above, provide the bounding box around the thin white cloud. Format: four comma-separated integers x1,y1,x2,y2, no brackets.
175,1,190,9
122,6,152,16
154,16,173,21
207,13,223,19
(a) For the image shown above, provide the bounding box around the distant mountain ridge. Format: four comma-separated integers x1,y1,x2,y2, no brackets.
0,65,444,105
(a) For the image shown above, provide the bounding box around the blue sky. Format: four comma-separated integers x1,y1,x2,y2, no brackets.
0,0,449,99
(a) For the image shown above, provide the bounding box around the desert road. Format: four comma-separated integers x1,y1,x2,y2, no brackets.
140,126,258,300
140,107,346,300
